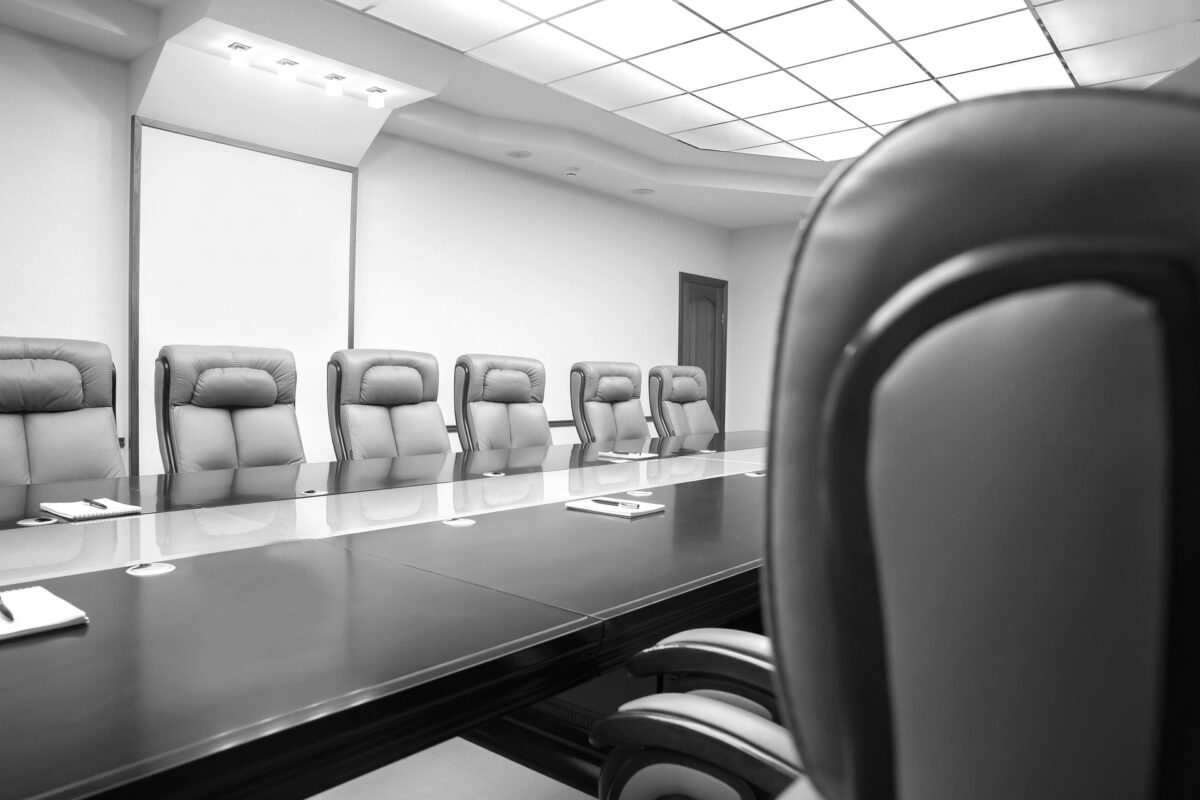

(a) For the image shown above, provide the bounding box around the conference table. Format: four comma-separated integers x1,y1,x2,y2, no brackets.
0,431,769,800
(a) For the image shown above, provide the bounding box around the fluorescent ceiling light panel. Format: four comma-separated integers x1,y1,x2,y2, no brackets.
791,127,881,161
736,1,888,68
791,44,929,98
751,101,861,139
695,70,821,117
631,34,777,90
369,0,535,51
838,80,953,124
1091,70,1173,90
1063,21,1200,85
940,55,1072,100
873,121,906,135
1038,0,1200,50
617,93,734,133
551,62,681,109
679,0,824,29
673,120,778,150
503,0,595,19
553,0,718,58
903,11,1052,76
852,0,1026,40
736,141,819,159
471,23,616,83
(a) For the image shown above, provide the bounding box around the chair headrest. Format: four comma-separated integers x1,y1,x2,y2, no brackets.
0,337,114,412
458,354,546,403
573,361,642,402
651,365,708,403
331,349,439,406
160,344,297,407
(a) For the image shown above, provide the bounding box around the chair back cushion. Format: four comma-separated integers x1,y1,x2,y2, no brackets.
570,361,649,443
649,365,719,437
0,337,124,485
328,349,449,460
454,354,551,450
157,344,305,473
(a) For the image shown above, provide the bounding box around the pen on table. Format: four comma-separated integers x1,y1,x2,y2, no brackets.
593,498,639,509
82,498,107,509
0,594,13,622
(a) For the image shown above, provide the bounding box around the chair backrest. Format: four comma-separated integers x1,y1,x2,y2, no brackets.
570,361,649,443
156,344,306,473
648,365,719,437
766,90,1200,800
328,349,450,460
0,337,124,486
453,354,551,451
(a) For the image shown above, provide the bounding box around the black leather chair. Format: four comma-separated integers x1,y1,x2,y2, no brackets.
571,361,650,443
596,88,1200,800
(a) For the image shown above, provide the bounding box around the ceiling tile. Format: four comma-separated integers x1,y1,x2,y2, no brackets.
617,93,734,133
790,44,929,98
735,0,889,68
1038,0,1200,50
552,0,718,59
631,34,777,90
503,0,596,19
695,70,822,117
369,0,535,51
551,62,682,109
1064,21,1200,84
940,54,1073,100
679,0,824,29
790,127,882,160
673,120,779,150
904,11,1052,76
853,0,1026,40
838,80,955,124
470,23,616,83
750,101,861,139
873,120,907,135
736,141,820,159
1091,70,1174,89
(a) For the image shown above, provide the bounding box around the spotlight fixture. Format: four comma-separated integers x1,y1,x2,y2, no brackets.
227,42,251,69
324,74,346,97
631,188,655,195
564,166,581,177
507,150,533,159
366,86,387,109
276,58,298,82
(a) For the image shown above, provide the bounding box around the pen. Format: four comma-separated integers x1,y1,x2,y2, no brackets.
82,498,107,509
0,594,12,622
594,498,639,509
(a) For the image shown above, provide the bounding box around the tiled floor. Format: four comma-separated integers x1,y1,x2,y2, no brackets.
311,738,593,800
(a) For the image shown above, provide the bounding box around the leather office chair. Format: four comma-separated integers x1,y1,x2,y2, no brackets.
596,89,1200,800
570,361,650,443
327,349,450,460
453,354,552,451
156,345,306,473
648,365,720,437
0,337,124,486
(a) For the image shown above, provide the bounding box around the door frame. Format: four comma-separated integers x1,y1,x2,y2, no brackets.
678,271,729,430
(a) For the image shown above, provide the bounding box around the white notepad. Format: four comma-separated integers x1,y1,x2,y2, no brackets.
39,497,142,521
598,451,659,460
565,496,666,519
0,586,89,642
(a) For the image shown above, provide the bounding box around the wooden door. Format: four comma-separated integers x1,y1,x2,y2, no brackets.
678,272,728,429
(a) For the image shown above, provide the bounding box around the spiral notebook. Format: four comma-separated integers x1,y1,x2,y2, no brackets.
39,498,141,521
0,586,89,642
565,496,665,519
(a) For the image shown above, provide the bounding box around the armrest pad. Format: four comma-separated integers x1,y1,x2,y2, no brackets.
590,693,802,796
628,628,775,696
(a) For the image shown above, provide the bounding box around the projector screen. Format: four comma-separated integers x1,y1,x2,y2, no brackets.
135,123,354,474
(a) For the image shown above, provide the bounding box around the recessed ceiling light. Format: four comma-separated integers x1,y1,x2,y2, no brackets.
735,1,888,68
227,42,251,69
324,74,346,97
565,166,581,176
366,86,387,109
554,0,718,59
275,58,298,82
632,187,655,194
507,150,533,158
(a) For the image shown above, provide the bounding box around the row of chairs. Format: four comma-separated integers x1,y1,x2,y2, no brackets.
0,338,721,483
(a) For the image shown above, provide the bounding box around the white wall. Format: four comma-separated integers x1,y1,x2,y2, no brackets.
354,135,733,425
0,26,130,456
726,222,801,431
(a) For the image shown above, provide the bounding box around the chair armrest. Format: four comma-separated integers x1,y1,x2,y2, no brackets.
629,628,777,716
591,693,802,797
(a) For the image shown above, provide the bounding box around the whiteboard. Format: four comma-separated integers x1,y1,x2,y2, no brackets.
136,125,353,474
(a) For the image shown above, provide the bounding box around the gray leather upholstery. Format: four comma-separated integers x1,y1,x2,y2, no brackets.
156,345,306,473
648,365,720,437
570,361,650,443
453,354,551,451
768,90,1200,800
0,337,124,486
328,349,450,460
